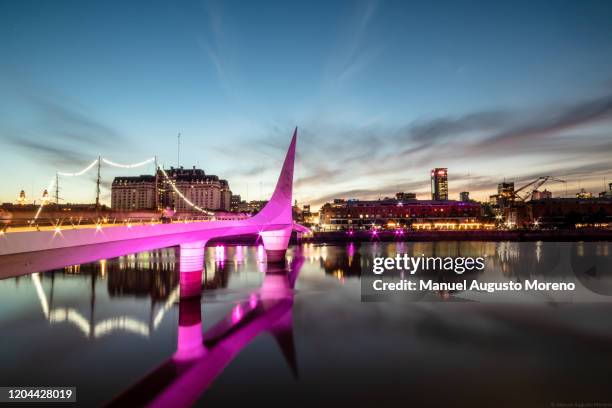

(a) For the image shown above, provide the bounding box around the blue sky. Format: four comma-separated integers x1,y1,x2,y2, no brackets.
1,0,611,208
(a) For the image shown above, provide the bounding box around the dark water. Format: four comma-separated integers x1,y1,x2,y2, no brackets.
1,242,612,407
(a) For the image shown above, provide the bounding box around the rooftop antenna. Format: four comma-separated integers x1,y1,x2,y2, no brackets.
177,133,181,168
55,172,60,204
95,155,101,211
154,156,159,210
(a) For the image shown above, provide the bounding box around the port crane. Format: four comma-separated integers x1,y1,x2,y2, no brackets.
513,176,567,202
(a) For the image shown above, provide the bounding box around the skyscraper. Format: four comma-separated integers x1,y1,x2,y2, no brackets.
431,168,448,201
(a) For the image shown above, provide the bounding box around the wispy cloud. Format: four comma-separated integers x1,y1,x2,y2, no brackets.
277,92,612,207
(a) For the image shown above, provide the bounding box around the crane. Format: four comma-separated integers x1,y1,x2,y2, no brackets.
513,176,567,202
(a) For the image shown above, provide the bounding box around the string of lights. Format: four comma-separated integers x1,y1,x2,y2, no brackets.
32,157,156,222
159,167,215,215
57,159,99,177
102,157,155,168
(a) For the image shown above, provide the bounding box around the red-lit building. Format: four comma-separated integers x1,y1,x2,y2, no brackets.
319,197,481,230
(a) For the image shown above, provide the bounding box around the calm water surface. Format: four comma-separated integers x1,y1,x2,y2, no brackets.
1,242,611,407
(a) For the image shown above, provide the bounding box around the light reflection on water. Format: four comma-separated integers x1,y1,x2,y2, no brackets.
0,242,611,407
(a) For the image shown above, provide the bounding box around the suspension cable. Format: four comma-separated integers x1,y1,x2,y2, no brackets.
57,159,99,177
159,167,215,215
102,157,154,168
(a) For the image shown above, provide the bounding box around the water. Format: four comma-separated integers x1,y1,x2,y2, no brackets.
1,242,612,407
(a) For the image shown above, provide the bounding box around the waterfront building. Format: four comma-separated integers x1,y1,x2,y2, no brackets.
159,167,231,212
528,197,612,228
319,196,481,230
430,168,448,201
576,188,593,199
111,175,157,210
111,166,232,212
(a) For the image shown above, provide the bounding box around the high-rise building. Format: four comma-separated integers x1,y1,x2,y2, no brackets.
497,182,515,207
430,168,448,201
460,191,470,202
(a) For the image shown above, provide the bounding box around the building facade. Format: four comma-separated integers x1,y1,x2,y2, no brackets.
319,197,481,230
111,175,157,210
160,167,231,212
111,167,232,212
431,168,448,201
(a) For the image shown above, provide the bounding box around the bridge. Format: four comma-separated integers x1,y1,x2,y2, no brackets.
0,128,309,295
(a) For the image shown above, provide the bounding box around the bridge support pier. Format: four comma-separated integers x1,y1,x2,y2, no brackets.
179,240,207,299
260,229,291,264
174,295,206,361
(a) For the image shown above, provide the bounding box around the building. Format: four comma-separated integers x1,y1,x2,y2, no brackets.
528,197,612,228
460,191,470,202
576,188,593,199
430,168,448,201
396,192,417,201
111,166,232,212
531,189,552,200
497,182,515,207
319,196,481,230
160,167,231,212
230,194,242,211
111,175,157,210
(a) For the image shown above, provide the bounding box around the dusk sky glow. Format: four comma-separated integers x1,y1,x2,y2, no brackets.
1,0,611,209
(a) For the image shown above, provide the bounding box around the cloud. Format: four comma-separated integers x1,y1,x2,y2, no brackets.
283,92,612,207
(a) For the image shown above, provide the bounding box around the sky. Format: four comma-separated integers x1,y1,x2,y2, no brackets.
1,0,611,209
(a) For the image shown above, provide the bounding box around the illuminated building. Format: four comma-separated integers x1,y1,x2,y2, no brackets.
230,194,242,211
319,197,481,230
576,188,593,199
160,167,231,212
430,168,448,201
111,175,157,210
111,167,232,212
17,190,26,205
497,182,515,207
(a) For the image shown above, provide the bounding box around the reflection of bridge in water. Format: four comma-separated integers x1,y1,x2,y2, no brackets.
108,253,304,407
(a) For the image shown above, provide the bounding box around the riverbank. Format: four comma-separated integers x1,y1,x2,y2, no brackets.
302,229,612,242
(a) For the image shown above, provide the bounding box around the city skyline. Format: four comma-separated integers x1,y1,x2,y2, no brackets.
1,0,612,209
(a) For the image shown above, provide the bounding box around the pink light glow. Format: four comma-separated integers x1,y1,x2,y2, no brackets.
249,293,258,309
231,304,243,323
